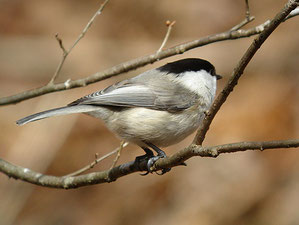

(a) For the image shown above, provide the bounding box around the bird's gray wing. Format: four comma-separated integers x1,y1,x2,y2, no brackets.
69,78,197,112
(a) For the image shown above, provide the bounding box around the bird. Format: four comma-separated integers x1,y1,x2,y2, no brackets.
17,58,222,174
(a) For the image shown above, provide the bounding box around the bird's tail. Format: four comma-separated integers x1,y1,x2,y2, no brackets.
16,105,99,126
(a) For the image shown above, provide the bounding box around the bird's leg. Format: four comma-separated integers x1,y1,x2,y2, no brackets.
135,147,154,161
135,147,155,175
142,146,155,157
144,142,171,175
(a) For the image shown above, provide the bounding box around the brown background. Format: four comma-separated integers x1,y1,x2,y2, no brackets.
0,0,298,225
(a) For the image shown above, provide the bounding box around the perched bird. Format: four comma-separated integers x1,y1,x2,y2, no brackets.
17,58,222,174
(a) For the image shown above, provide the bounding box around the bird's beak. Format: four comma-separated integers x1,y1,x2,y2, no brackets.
216,74,222,80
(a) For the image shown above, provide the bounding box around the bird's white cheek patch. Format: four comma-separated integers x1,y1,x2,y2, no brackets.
175,70,217,95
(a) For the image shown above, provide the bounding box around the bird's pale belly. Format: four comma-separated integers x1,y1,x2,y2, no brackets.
103,107,204,147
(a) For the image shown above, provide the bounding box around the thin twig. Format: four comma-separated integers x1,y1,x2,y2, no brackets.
245,0,250,19
230,16,255,31
1,139,298,189
110,141,127,169
50,33,68,85
64,142,128,177
69,0,110,53
157,20,176,53
230,0,255,31
48,0,110,85
63,151,116,177
55,33,67,54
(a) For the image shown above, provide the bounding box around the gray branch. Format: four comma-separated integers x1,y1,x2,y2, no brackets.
1,10,298,106
1,139,298,189
49,0,110,84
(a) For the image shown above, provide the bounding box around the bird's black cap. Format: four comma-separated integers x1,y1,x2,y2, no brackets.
158,58,222,80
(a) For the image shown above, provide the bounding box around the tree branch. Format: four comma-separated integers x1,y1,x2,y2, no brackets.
154,139,299,170
1,139,298,189
63,142,128,177
1,11,298,106
48,0,110,85
230,0,255,31
193,0,299,145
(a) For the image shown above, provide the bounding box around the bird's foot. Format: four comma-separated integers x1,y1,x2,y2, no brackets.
135,144,171,175
145,153,171,175
134,152,154,176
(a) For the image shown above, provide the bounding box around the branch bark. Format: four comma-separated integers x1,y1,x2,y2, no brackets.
2,13,297,106
1,139,298,189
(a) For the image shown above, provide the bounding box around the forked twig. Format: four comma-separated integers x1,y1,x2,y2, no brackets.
110,141,127,169
64,142,128,177
48,0,110,85
230,0,255,31
157,20,176,52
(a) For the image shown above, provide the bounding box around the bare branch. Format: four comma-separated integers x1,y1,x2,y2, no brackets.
1,2,298,107
1,139,298,189
50,33,68,86
110,141,127,169
0,18,284,106
193,0,299,145
64,142,128,177
55,33,67,54
230,16,255,32
193,140,299,156
68,0,110,53
157,20,176,53
48,0,110,85
1,3,298,107
154,139,299,169
245,0,251,19
230,0,255,31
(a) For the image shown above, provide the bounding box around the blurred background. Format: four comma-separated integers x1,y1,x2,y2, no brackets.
0,0,298,224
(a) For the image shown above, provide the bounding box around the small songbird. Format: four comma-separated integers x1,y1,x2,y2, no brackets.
17,58,222,174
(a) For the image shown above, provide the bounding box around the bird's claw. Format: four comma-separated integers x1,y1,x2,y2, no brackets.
146,155,171,175
140,171,150,176
155,168,171,175
136,144,171,175
146,155,161,172
136,154,171,175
